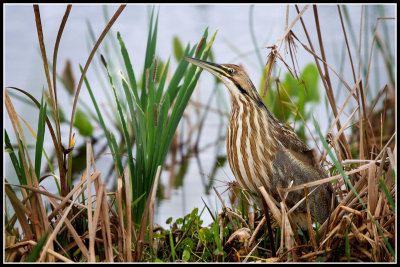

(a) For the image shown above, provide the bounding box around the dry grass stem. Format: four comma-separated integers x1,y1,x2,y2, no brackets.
86,141,95,262
259,186,282,226
45,195,90,260
123,167,133,261
367,162,378,215
287,185,319,215
281,162,373,194
304,187,317,251
249,215,266,247
38,181,84,262
327,79,360,137
275,4,309,49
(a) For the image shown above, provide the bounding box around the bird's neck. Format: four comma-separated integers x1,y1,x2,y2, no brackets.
230,93,276,126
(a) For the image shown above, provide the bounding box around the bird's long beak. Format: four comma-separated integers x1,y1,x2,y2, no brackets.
183,57,230,78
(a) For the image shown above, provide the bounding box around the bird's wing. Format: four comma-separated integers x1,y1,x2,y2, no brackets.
276,122,309,152
274,121,323,171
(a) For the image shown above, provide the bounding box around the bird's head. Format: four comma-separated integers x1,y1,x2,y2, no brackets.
183,57,263,104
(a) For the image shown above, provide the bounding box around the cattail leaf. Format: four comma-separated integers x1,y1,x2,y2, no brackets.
156,56,170,103
34,94,47,180
110,131,123,176
117,31,139,101
81,64,123,177
104,58,135,182
165,43,195,102
301,63,320,102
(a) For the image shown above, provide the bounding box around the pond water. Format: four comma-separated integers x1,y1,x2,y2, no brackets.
4,4,395,227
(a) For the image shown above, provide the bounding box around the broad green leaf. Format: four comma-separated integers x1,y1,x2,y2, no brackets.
182,248,190,262
173,36,184,62
301,64,320,102
73,108,93,137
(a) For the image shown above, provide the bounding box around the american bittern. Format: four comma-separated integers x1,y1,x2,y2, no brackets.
184,57,335,230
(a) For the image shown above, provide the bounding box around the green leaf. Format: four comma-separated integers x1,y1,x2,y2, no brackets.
190,207,198,221
182,248,190,262
103,55,135,186
169,231,176,262
379,177,395,213
34,94,47,180
202,227,213,243
222,227,229,237
5,130,23,184
131,192,146,208
166,217,173,224
81,64,123,177
155,57,170,103
73,108,93,137
25,231,49,262
173,36,184,62
17,143,28,187
117,31,139,101
301,63,320,102
212,221,222,252
110,132,123,176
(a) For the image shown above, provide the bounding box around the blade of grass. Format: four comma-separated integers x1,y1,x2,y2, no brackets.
169,230,176,262
102,55,135,187
25,230,49,262
117,31,139,102
81,65,123,177
379,178,395,213
5,130,24,185
34,94,47,182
